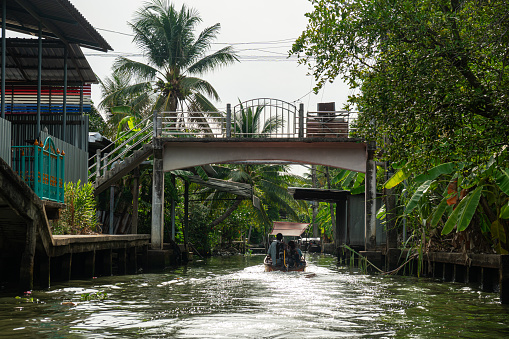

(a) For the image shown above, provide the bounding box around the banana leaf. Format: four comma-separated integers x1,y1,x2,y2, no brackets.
500,203,509,219
384,167,410,189
404,180,433,215
414,162,457,184
430,196,448,227
442,186,482,235
376,204,386,220
496,168,509,196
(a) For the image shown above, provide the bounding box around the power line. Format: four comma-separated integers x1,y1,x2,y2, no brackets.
95,27,297,46
292,89,314,103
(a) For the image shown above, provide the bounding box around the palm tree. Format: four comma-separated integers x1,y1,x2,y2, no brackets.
98,72,152,139
233,102,283,137
203,163,307,242
112,0,238,113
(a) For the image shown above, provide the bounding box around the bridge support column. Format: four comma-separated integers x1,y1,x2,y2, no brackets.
335,197,348,253
365,141,377,251
131,167,140,234
151,142,164,250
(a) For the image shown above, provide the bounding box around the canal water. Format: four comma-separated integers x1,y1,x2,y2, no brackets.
1,254,508,338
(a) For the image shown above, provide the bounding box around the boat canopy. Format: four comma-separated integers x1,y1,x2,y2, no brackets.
270,222,310,237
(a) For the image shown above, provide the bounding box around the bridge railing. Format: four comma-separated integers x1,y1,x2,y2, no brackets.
88,115,153,183
87,105,359,187
159,112,227,138
157,108,358,139
11,136,65,203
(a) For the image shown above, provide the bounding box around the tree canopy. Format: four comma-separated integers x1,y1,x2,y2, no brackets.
291,0,509,174
105,0,238,113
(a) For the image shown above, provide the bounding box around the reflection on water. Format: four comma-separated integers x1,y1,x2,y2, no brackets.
0,254,508,338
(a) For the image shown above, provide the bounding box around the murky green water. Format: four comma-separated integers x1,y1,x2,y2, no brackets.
0,254,508,338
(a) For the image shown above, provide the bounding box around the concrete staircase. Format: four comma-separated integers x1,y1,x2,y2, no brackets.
94,143,153,195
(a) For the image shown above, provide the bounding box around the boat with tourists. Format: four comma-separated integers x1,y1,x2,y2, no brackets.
264,222,309,272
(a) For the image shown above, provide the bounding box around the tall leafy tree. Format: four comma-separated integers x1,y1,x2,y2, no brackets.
112,0,238,112
291,0,509,175
292,0,509,254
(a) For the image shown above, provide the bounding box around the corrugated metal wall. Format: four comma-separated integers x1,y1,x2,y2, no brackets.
0,117,12,166
347,194,385,247
6,113,88,151
40,131,88,184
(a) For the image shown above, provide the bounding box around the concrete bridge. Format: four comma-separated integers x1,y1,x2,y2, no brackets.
89,99,378,252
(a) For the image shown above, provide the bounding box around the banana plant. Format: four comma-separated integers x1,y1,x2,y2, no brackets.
384,159,509,254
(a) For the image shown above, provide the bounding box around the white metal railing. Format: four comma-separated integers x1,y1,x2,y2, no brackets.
232,98,300,138
88,115,153,182
160,112,226,138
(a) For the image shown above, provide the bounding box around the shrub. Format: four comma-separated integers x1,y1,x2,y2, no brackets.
52,180,100,235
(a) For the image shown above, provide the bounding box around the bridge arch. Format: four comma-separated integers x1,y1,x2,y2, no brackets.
161,140,367,173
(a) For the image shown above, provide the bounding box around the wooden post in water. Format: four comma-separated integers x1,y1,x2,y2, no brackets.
35,253,50,289
184,180,189,248
95,249,112,277
500,255,509,304
131,167,140,234
335,197,347,255
109,186,115,234
19,221,36,291
127,247,138,274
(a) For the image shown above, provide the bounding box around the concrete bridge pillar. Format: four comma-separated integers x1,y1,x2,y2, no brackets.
365,141,377,250
151,140,164,250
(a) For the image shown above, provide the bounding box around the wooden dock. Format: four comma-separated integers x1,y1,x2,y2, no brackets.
333,246,509,304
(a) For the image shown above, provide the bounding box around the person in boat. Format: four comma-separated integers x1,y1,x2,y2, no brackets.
288,240,303,267
267,233,285,266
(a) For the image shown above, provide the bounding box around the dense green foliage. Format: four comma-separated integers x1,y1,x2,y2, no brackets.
292,0,509,254
292,0,509,174
53,181,100,235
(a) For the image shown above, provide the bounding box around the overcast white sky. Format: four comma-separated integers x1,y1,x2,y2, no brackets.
70,0,353,114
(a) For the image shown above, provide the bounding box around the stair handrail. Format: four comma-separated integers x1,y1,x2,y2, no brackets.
88,115,154,182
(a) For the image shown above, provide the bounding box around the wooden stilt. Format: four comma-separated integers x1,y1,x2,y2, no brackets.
19,221,36,292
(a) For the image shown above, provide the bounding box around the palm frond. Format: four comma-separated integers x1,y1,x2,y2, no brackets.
180,77,219,101
189,93,218,112
187,46,239,75
188,23,221,62
114,57,161,82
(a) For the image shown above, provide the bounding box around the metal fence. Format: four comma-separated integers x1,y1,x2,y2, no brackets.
157,108,357,139
88,115,153,182
40,131,88,184
11,136,65,203
159,112,225,138
0,117,11,166
232,98,299,138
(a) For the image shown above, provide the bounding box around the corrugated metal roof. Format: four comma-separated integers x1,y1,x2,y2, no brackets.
3,0,112,52
270,222,310,237
2,38,97,84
